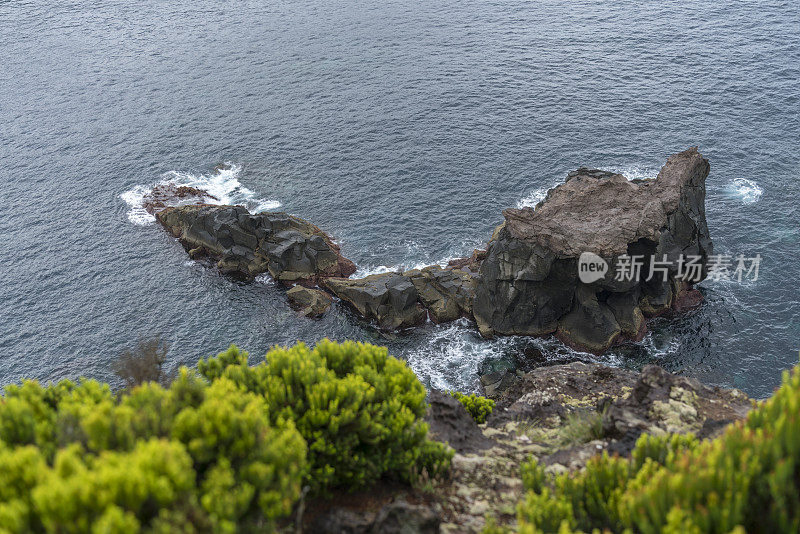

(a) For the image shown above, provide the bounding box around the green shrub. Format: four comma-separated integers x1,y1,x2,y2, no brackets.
0,339,453,530
449,391,495,424
515,364,800,534
198,339,452,493
0,361,307,531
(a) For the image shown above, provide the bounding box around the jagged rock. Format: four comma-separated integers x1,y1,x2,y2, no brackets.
479,370,519,400
323,272,427,330
446,249,487,272
142,183,218,214
602,365,752,453
323,267,475,330
310,508,373,534
156,205,356,283
473,148,713,353
406,266,476,323
425,391,492,454
286,285,332,317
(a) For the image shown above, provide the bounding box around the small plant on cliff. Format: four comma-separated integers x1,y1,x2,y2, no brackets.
112,335,172,389
513,363,800,533
449,391,495,424
557,408,606,447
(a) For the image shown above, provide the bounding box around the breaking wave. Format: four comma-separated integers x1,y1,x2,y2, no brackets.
726,178,763,204
121,163,281,225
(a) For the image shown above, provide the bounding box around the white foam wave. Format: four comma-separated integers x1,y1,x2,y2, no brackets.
639,329,682,359
121,163,281,226
405,320,517,392
516,188,549,209
612,165,659,181
350,239,482,279
726,178,763,204
120,185,158,225
352,256,460,279
254,273,275,286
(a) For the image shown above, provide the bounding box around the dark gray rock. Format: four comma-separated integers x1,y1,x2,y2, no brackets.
323,272,427,330
479,370,519,400
156,205,356,283
323,266,476,330
425,390,492,454
406,266,476,323
309,500,439,534
473,148,713,353
310,508,373,534
286,285,332,317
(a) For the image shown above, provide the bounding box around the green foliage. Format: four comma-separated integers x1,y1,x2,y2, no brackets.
516,364,800,534
449,391,495,424
0,339,450,532
0,368,306,533
198,339,452,493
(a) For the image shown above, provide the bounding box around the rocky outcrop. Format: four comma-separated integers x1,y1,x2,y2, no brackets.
295,362,751,534
473,148,712,353
426,362,751,532
287,286,332,317
150,149,713,353
309,500,440,534
425,391,493,454
142,183,218,214
322,272,427,330
407,266,476,323
322,266,477,330
156,204,356,283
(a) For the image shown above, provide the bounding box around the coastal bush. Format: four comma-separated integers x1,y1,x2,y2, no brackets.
449,391,495,424
0,339,450,530
514,363,800,533
0,369,307,532
197,339,453,493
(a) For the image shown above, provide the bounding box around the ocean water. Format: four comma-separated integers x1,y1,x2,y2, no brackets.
2,0,799,398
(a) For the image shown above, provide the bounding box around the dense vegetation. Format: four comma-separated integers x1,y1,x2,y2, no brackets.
449,391,495,424
0,340,452,533
3,336,799,534
504,363,800,534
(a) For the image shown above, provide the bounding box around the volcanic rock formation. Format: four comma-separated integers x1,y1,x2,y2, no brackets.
322,266,477,329
472,147,712,352
150,148,712,354
156,205,356,284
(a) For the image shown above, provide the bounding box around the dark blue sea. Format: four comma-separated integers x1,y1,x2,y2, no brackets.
2,0,799,398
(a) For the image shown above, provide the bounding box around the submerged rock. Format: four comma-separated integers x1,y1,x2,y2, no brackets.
287,285,332,317
473,148,713,353
156,204,356,283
